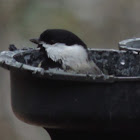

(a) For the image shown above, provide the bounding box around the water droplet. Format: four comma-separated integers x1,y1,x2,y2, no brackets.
120,60,125,65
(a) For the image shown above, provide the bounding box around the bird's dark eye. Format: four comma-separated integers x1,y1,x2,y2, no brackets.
50,40,55,44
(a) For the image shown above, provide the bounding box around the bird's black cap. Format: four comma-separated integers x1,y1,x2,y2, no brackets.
30,29,87,49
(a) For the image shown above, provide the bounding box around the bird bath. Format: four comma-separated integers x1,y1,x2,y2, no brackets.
119,38,140,52
1,39,140,139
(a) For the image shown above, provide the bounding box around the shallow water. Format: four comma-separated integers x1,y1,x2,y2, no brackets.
14,49,140,77
90,50,140,76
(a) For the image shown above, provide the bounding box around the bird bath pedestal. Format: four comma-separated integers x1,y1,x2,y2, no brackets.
1,38,140,139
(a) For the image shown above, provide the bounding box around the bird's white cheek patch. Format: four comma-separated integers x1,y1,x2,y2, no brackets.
41,43,89,70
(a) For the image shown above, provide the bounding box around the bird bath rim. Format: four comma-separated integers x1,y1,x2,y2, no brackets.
119,38,140,52
0,48,140,83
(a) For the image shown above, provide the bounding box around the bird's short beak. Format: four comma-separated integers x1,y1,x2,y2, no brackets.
30,38,40,44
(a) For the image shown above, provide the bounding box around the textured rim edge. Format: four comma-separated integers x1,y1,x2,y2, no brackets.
0,48,140,83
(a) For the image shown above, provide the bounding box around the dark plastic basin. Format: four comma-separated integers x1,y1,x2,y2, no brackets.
1,47,140,133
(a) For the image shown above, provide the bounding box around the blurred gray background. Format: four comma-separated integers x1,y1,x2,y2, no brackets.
0,0,140,139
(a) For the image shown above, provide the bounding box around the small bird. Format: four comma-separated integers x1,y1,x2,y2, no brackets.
30,29,102,75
